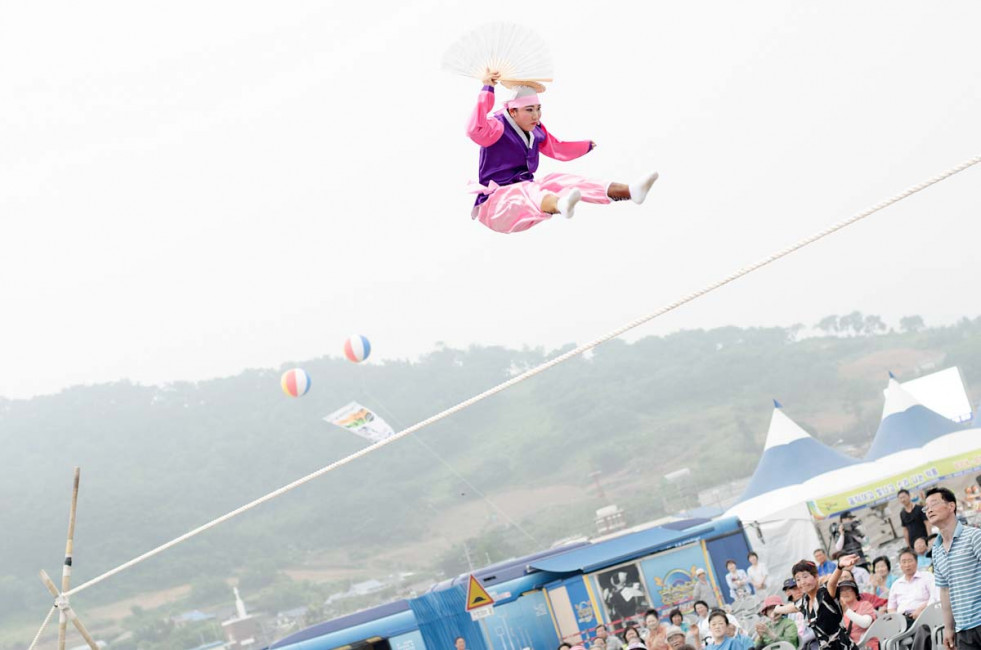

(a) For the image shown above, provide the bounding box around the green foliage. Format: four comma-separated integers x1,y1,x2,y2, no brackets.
255,578,322,612
238,560,282,593
434,526,525,578
2,315,979,639
114,607,222,650
899,315,925,333
188,576,231,608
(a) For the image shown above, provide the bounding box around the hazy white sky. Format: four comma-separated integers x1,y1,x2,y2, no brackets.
2,1,979,399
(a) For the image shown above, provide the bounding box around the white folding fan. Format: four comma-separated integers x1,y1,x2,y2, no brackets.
441,22,554,92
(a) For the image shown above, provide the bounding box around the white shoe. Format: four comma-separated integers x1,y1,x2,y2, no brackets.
556,189,582,219
629,172,659,205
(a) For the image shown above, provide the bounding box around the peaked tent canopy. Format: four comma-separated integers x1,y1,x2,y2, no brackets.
900,366,973,423
864,377,963,461
737,402,857,503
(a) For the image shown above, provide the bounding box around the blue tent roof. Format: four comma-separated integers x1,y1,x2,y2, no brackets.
527,517,742,573
737,405,856,503
864,380,963,461
865,405,963,459
173,609,214,623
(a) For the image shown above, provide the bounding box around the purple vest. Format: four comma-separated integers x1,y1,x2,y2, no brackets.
474,115,546,206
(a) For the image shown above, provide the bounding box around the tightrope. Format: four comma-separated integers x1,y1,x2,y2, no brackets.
62,155,981,599
26,607,56,650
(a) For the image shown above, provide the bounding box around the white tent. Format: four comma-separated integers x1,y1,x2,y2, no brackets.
865,377,962,460
724,403,851,586
801,379,965,511
902,366,973,423
733,402,858,507
722,371,975,584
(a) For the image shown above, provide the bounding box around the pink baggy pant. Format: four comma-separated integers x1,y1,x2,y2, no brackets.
473,173,611,234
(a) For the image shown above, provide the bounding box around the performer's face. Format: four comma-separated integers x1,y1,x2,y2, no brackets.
509,104,541,131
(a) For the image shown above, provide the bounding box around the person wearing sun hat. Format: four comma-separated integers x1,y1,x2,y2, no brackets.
754,595,800,649
837,580,878,650
693,567,721,608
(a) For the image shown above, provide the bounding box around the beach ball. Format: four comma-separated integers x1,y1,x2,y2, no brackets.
344,335,371,363
281,368,311,397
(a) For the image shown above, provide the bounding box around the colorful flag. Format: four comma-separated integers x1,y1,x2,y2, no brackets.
323,402,396,443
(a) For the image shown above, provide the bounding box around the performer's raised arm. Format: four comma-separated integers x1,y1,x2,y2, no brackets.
466,70,504,147
539,123,594,161
447,30,658,234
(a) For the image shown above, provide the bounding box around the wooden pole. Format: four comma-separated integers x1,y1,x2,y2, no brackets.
39,570,99,650
59,467,81,650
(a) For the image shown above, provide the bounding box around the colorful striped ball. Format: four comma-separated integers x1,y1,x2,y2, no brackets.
344,335,371,363
281,368,311,397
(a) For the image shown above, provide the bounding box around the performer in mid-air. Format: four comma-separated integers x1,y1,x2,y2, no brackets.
466,70,658,234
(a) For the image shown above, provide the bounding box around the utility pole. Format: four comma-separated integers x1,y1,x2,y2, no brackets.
589,471,607,501
462,541,475,573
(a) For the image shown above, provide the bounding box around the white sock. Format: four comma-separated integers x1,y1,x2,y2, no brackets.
629,172,659,205
556,189,582,219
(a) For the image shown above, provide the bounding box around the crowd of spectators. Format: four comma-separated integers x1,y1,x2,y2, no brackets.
564,484,981,650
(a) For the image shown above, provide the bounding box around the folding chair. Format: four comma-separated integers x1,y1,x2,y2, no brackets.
859,612,908,650
882,603,942,650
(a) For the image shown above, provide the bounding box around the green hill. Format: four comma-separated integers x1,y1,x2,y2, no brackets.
2,314,979,640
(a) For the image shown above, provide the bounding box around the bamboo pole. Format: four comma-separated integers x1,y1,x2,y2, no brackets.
58,467,81,650
39,570,99,650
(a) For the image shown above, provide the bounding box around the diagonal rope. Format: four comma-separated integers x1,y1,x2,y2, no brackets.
26,606,57,650
63,154,981,599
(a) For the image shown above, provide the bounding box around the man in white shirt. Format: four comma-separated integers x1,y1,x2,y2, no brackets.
593,624,623,650
888,547,938,623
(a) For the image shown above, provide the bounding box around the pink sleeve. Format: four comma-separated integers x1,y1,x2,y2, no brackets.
858,601,877,619
539,122,594,161
466,86,504,147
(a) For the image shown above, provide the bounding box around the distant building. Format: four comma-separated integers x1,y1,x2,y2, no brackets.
350,579,386,596
221,587,260,649
184,642,225,650
276,606,309,631
595,504,626,535
325,578,390,604
171,610,216,627
699,477,750,510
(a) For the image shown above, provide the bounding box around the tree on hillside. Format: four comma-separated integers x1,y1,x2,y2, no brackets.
839,311,865,337
899,315,925,333
816,315,839,335
6,321,981,630
862,314,887,336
